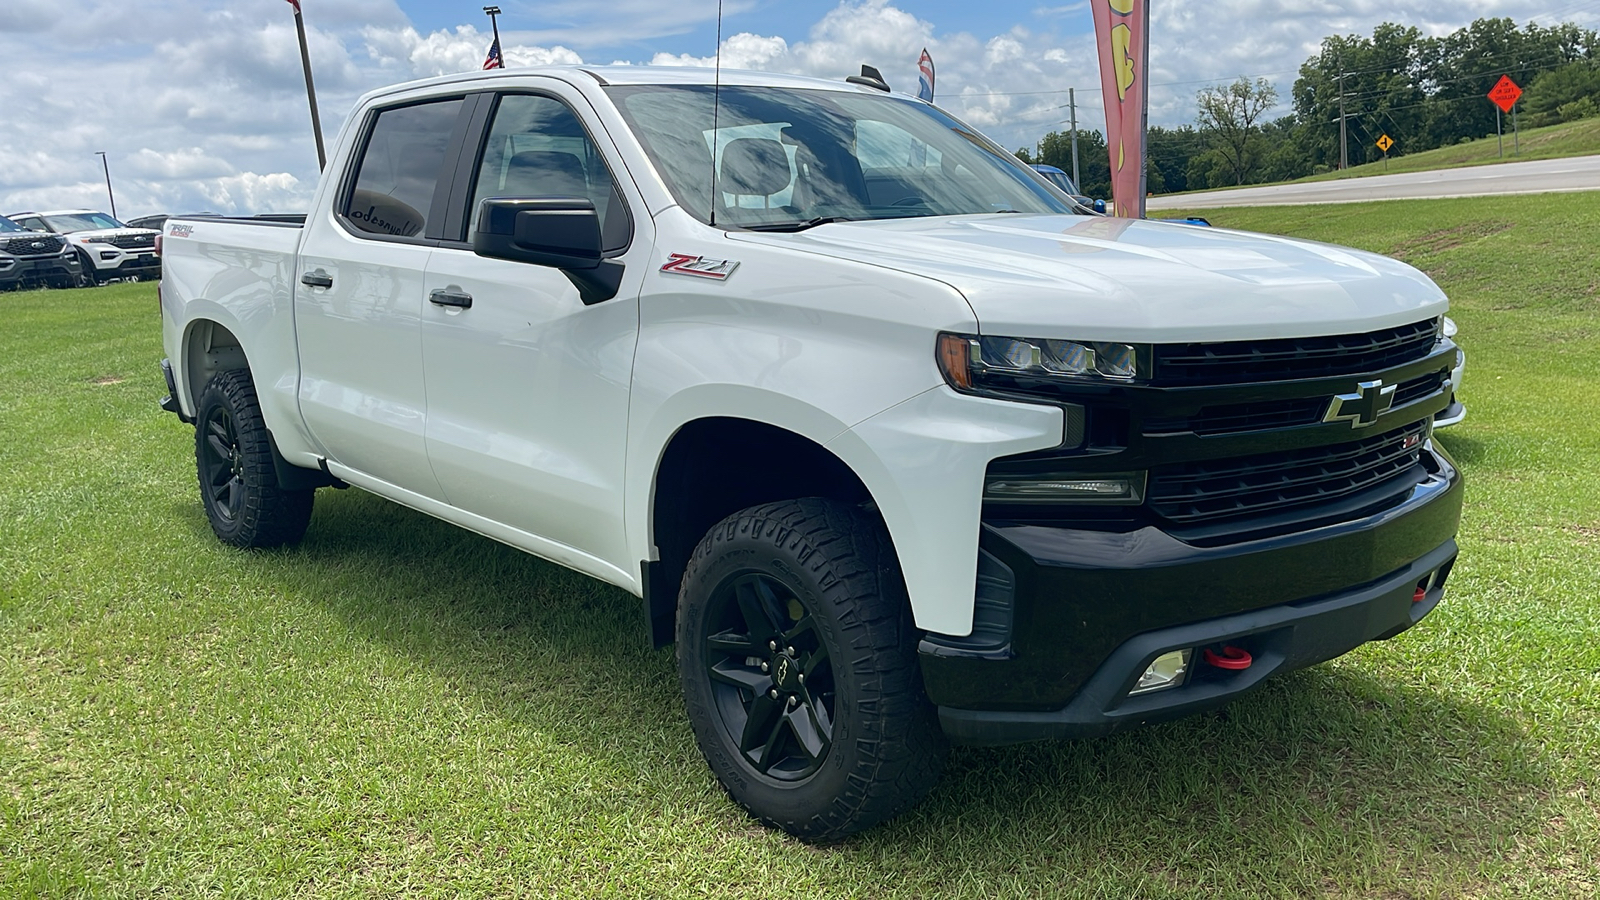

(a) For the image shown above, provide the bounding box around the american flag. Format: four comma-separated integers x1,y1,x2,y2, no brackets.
284,0,301,12
916,48,935,103
483,39,502,70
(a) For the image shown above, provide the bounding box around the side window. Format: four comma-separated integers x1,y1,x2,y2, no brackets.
343,98,465,239
469,94,630,253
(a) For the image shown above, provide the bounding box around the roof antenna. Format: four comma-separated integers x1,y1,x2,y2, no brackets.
708,0,723,227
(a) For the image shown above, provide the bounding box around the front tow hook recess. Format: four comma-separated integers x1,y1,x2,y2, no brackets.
1202,645,1253,670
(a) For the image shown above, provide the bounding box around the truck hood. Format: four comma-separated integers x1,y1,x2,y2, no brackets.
727,214,1448,342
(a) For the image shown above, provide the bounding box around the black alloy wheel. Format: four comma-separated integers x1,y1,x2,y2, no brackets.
703,572,836,780
677,498,946,841
200,403,247,526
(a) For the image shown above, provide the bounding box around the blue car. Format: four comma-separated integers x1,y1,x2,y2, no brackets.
1029,165,1106,214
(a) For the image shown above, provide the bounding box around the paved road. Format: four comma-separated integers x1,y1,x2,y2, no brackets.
1147,154,1600,209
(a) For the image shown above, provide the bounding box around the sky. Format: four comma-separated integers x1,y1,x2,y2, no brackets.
3,0,1597,218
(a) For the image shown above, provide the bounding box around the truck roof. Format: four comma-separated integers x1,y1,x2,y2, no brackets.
359,64,914,106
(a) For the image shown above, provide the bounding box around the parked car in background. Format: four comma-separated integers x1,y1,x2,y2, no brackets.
0,213,84,289
1029,164,1105,213
6,209,160,285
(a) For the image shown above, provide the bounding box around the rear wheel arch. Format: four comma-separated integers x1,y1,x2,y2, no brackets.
181,319,250,415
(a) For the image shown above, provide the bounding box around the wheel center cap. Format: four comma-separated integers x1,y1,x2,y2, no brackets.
772,652,801,691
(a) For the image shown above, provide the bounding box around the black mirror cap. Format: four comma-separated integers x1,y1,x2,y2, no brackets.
474,197,604,269
472,197,623,305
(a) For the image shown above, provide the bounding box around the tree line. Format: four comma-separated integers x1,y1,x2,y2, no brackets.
1016,17,1600,197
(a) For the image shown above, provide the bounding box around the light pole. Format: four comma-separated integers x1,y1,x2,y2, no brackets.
95,152,117,220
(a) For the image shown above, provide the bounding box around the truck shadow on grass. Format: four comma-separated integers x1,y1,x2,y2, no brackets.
274,487,1547,892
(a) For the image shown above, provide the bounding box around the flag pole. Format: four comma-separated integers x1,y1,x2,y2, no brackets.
484,6,506,68
288,1,327,170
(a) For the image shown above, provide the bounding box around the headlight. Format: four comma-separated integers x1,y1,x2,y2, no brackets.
81,236,116,244
937,332,1147,394
1442,316,1457,339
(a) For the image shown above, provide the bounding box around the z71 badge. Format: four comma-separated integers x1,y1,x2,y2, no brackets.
660,253,739,280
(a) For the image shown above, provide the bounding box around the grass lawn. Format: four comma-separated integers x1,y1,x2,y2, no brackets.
3,194,1598,897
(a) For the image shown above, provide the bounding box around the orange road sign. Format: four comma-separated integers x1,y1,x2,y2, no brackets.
1377,135,1394,153
1488,75,1522,113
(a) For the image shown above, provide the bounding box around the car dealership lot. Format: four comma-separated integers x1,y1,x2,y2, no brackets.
2,192,1597,897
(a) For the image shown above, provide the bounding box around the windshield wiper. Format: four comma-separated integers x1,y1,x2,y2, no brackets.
738,216,859,233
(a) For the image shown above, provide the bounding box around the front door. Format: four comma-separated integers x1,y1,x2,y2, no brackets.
421,88,650,573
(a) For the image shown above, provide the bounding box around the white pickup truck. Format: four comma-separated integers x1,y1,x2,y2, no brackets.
159,65,1464,840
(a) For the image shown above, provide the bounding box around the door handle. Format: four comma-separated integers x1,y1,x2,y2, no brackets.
300,270,333,289
429,288,473,309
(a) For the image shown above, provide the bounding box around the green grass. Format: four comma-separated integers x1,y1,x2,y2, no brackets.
3,193,1599,898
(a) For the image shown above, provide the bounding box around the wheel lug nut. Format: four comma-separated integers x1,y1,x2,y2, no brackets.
769,640,778,651
768,689,779,699
760,661,769,672
786,695,797,708
797,673,805,684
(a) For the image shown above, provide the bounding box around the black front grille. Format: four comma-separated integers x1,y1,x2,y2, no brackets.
1143,370,1447,437
1144,398,1328,436
1148,421,1427,526
1154,319,1439,385
4,235,65,256
108,233,156,250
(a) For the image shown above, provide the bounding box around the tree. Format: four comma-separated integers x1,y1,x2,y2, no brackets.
1195,77,1279,185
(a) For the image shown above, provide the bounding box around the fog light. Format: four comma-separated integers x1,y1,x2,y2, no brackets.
1130,649,1191,696
983,471,1145,504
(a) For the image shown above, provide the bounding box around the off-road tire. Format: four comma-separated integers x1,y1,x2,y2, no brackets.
194,369,314,548
677,498,946,841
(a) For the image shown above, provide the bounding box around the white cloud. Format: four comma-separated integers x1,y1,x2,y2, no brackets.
3,0,1595,216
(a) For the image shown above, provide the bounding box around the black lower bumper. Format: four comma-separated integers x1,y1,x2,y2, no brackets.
922,443,1464,745
0,255,82,288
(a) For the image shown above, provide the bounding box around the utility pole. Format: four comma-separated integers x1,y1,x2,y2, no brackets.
1068,87,1081,188
95,152,117,220
1337,70,1348,171
484,6,506,68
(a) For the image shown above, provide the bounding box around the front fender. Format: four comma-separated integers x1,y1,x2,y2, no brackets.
827,388,1063,636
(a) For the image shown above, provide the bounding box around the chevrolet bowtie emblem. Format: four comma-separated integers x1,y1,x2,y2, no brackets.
1324,379,1396,428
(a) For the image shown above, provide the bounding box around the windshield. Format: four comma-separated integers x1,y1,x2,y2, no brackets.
606,85,1075,230
42,212,124,233
1040,170,1081,196
0,216,20,233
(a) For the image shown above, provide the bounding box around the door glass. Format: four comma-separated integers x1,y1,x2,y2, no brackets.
469,94,629,252
344,98,464,239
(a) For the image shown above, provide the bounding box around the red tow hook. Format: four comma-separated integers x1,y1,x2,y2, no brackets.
1202,645,1253,670
1413,587,1427,603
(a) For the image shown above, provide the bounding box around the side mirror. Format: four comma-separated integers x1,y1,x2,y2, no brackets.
472,197,623,305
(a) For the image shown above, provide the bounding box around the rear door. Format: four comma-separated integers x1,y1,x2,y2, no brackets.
295,94,479,497
419,85,651,572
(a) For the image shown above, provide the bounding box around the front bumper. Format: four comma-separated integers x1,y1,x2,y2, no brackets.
922,441,1463,745
0,254,82,288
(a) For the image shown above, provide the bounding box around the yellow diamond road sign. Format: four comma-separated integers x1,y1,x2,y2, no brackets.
1377,134,1395,153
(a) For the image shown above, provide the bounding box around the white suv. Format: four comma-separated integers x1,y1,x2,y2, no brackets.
6,209,160,285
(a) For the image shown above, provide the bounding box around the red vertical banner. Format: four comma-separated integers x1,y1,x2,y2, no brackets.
1091,0,1149,218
